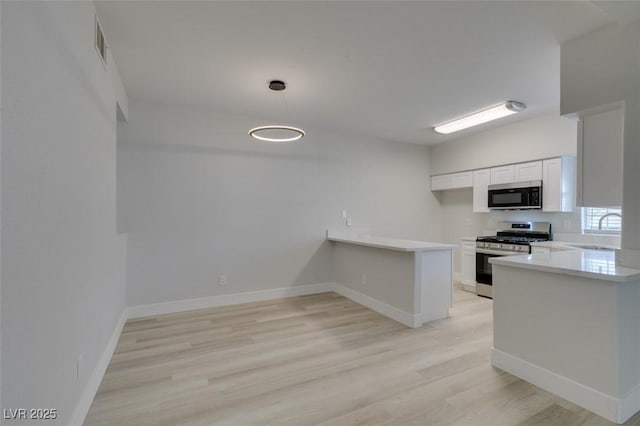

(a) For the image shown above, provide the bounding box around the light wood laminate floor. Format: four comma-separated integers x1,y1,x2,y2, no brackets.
85,286,640,426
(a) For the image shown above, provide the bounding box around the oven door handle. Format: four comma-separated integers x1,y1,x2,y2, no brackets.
476,248,525,256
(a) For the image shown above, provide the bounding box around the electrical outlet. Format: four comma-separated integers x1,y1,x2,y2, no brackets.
76,354,83,380
346,217,352,227
361,274,367,285
219,275,228,286
342,210,348,219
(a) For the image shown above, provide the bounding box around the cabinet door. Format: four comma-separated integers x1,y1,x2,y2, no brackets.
473,169,491,212
515,161,542,181
490,165,515,184
460,241,476,290
431,174,451,191
543,158,562,212
450,171,473,188
577,107,623,207
431,171,472,191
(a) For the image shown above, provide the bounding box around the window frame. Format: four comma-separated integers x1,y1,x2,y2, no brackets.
582,207,622,235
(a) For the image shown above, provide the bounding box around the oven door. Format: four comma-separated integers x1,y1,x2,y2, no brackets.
487,184,541,210
476,250,501,285
477,250,508,299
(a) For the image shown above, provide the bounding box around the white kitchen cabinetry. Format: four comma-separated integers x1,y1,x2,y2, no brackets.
577,107,623,207
515,161,543,181
460,240,476,293
490,165,515,184
434,157,576,213
431,175,450,191
543,156,575,212
472,169,490,213
431,171,473,191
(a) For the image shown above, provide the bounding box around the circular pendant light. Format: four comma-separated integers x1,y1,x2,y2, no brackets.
249,125,306,142
249,80,305,143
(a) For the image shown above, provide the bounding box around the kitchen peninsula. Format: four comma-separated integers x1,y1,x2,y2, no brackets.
490,249,640,424
327,230,455,328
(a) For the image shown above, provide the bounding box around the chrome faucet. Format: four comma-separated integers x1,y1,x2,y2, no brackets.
598,213,622,230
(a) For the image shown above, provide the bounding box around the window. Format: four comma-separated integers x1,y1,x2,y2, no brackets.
582,207,622,234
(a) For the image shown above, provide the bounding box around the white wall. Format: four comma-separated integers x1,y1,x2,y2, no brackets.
428,113,577,176
0,1,3,414
118,100,442,306
2,2,126,424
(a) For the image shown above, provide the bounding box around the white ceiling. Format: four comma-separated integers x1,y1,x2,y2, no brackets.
95,1,635,145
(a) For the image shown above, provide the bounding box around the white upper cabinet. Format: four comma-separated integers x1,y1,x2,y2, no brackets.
431,171,473,191
431,174,451,191
491,161,542,185
490,165,515,184
514,161,542,181
543,156,575,212
433,157,576,213
450,172,473,188
472,169,490,212
577,107,623,207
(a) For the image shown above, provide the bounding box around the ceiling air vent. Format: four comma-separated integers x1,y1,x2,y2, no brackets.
95,16,107,66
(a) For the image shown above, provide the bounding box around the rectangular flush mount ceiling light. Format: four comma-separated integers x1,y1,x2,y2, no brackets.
433,101,526,134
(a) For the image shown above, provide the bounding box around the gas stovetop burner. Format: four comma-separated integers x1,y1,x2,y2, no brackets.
476,220,552,246
477,235,549,244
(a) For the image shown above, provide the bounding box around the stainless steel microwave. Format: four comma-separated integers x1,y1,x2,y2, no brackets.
488,180,542,210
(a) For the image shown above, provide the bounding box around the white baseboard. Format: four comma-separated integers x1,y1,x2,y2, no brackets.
128,281,422,328
69,309,127,426
462,281,476,293
127,283,335,319
492,348,626,423
332,283,421,328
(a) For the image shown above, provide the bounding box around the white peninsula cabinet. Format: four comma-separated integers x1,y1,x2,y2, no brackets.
491,249,640,424
328,231,456,328
577,106,624,207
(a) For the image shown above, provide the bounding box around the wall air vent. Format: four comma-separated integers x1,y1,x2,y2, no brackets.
95,16,107,66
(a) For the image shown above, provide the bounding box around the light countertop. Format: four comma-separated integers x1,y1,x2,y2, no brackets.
530,241,620,251
490,248,640,282
327,231,456,252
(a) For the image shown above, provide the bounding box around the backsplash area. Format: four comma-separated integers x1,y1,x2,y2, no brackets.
486,209,620,246
440,189,621,272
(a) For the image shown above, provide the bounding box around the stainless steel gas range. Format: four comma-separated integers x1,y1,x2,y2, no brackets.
475,221,551,298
